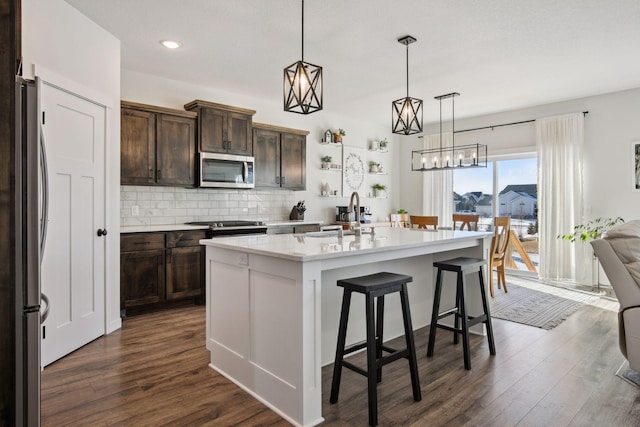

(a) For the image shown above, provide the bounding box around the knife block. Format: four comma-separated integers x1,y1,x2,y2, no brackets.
289,206,305,220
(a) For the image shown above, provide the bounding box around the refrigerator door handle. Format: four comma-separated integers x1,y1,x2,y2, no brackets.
40,292,50,324
39,125,49,259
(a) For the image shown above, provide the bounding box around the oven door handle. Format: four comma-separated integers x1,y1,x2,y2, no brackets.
243,161,248,183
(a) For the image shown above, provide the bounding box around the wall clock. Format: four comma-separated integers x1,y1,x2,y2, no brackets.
342,146,365,195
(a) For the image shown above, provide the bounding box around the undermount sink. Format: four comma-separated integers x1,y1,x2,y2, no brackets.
303,229,374,237
304,231,339,237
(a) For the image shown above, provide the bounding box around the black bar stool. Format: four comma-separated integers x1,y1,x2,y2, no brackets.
330,272,421,427
427,257,496,370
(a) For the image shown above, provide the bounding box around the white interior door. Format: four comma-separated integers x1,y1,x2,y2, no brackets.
40,82,106,367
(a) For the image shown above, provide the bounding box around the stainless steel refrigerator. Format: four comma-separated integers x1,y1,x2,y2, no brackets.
15,76,49,426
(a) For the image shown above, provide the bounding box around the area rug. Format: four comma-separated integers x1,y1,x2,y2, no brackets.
616,360,640,388
489,283,585,330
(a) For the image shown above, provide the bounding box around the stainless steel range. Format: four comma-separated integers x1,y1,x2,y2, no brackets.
186,220,267,238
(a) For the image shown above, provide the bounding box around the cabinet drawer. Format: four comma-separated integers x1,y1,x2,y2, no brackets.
121,233,165,251
166,230,207,248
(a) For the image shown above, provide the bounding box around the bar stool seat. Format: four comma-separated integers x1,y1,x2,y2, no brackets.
330,272,421,426
427,257,496,370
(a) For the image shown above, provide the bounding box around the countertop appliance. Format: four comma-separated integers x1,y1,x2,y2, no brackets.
199,152,255,189
185,220,267,238
336,205,371,223
15,76,47,426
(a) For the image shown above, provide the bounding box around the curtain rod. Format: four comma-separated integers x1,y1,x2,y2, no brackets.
454,110,589,134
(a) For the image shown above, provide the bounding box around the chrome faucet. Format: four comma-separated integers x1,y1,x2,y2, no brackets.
348,191,362,235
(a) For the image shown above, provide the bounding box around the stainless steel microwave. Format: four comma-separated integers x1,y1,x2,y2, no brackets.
199,152,255,188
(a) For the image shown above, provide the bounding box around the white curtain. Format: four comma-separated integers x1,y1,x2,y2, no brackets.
422,132,454,228
536,113,585,281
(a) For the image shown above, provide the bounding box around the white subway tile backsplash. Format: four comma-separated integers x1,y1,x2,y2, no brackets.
186,193,210,201
120,186,296,225
122,192,137,201
175,200,199,209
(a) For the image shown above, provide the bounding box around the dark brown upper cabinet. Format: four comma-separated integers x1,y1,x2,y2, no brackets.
253,123,308,190
121,101,197,187
184,100,255,156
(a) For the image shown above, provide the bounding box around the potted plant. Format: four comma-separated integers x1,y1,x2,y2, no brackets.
321,155,332,169
558,216,625,289
369,161,380,173
333,128,346,143
557,217,625,242
372,183,387,197
378,138,388,151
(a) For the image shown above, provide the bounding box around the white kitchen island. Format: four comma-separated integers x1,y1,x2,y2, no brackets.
201,227,493,426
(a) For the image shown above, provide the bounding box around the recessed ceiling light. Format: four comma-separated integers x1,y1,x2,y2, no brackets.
160,40,182,49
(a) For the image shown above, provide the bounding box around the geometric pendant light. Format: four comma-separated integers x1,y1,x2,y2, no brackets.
392,35,423,135
284,0,323,114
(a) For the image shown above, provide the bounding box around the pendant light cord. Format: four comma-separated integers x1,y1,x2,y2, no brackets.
406,44,409,98
301,0,305,62
452,94,455,150
439,97,443,152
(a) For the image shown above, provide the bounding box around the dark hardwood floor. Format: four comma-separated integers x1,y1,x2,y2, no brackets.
42,302,640,426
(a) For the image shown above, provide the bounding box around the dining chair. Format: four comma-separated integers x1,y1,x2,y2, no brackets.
489,216,511,297
409,215,438,230
452,214,480,231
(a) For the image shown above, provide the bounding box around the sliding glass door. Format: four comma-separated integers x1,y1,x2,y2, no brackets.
453,156,538,275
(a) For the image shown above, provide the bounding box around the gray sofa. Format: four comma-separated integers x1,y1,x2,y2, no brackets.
591,220,640,371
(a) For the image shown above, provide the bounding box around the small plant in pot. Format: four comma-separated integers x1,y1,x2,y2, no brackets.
321,155,332,169
378,138,388,151
369,161,380,173
558,216,625,289
333,128,346,143
557,217,625,242
372,183,387,197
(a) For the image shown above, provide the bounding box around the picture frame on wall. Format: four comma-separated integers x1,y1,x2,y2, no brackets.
633,141,640,191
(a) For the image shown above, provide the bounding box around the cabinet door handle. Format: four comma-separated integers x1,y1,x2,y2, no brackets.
281,176,285,185
149,168,154,178
97,228,108,237
275,176,280,184
157,169,162,179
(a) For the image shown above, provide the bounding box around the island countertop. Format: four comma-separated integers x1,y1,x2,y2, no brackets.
200,226,493,262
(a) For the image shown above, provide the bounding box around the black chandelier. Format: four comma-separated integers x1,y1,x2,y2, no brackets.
284,0,323,114
411,92,488,171
392,35,423,135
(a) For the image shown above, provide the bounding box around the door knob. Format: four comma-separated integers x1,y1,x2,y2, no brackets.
97,228,108,237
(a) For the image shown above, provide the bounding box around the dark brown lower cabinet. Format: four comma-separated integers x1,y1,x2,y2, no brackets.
166,246,203,300
120,249,165,308
120,230,206,316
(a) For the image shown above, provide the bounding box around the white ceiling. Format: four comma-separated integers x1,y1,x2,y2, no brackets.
65,0,640,124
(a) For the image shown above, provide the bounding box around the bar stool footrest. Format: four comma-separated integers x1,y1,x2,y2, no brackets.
343,340,368,356
436,307,459,319
342,361,368,377
379,349,410,366
466,314,488,327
